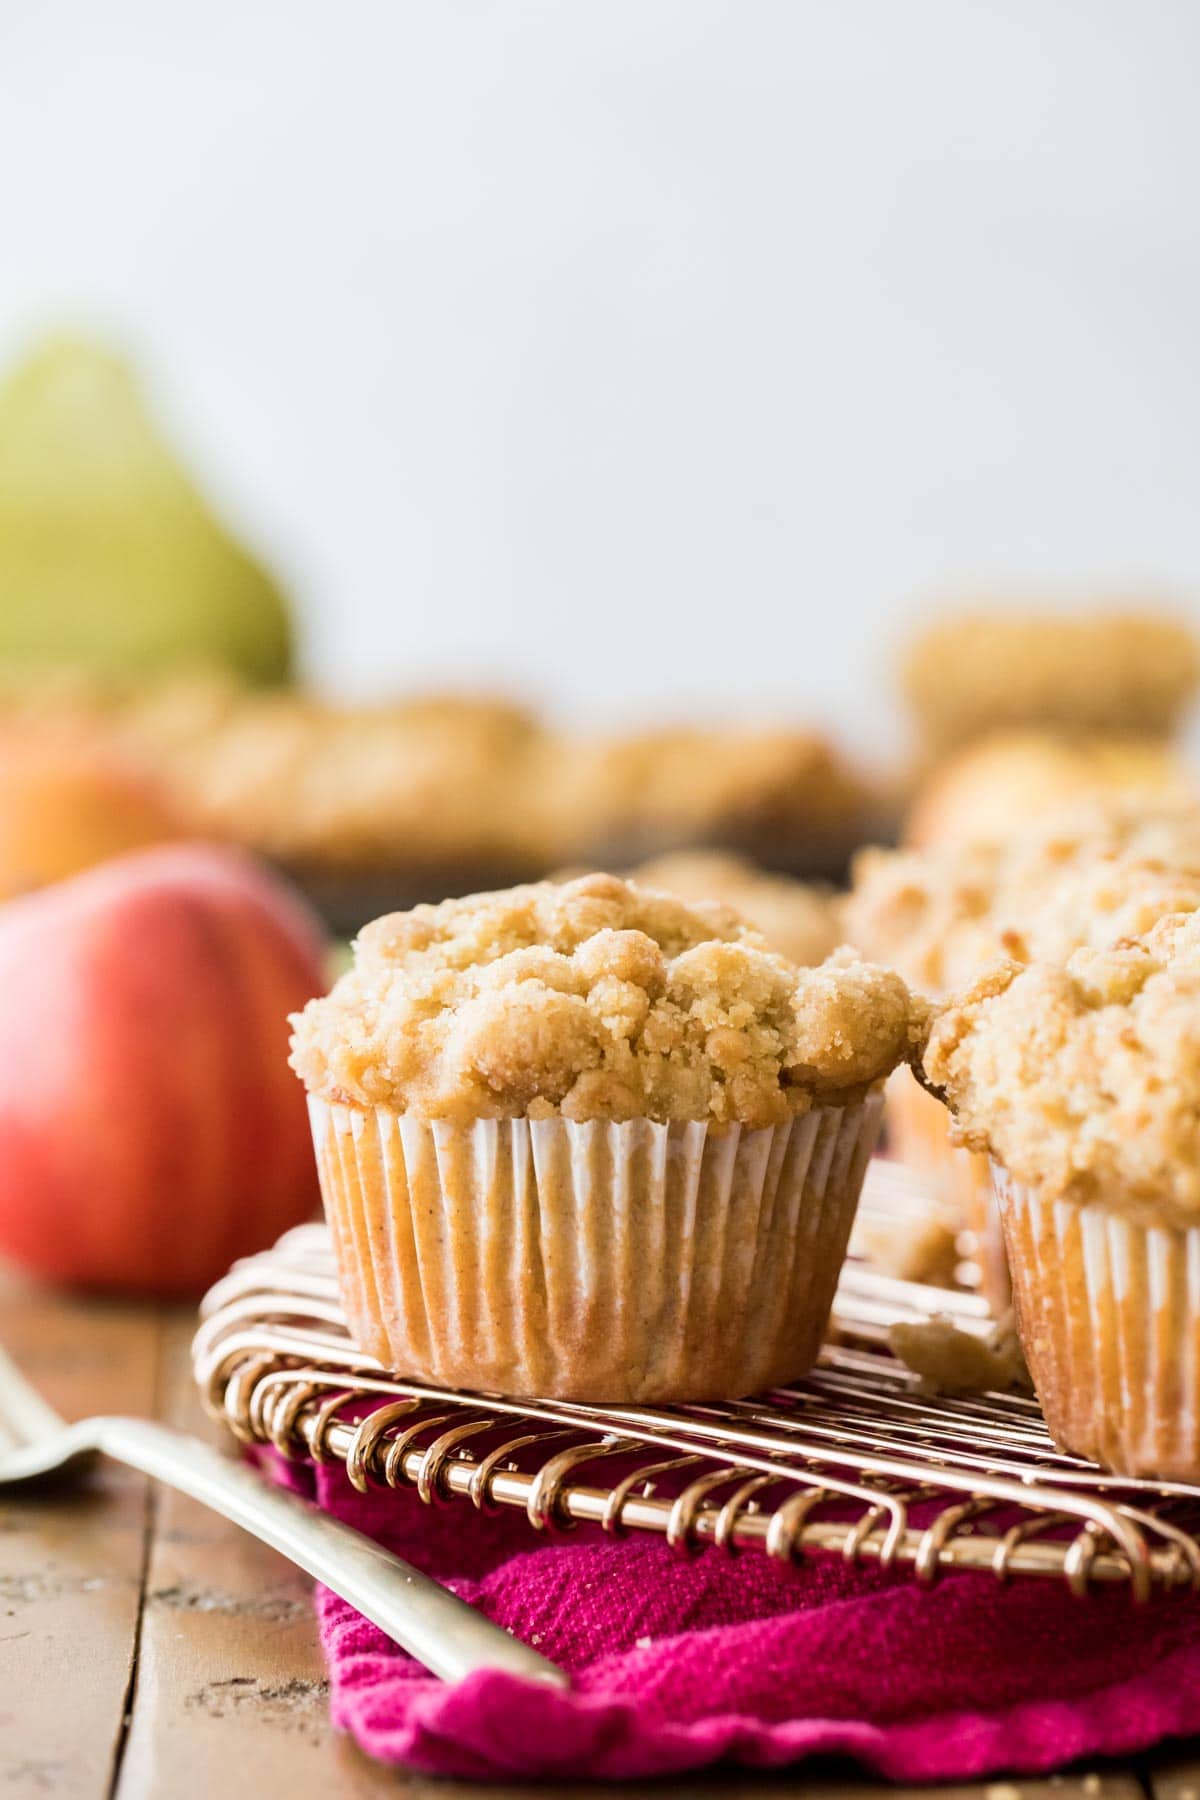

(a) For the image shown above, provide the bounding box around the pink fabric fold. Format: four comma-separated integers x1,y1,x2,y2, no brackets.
263,1451,1200,1782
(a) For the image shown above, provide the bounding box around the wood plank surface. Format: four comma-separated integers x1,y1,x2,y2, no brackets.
1149,1747,1200,1798
114,1314,394,1799
0,1273,161,1799
0,1273,1186,1797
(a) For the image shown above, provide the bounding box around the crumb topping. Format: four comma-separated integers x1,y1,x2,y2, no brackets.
846,799,1200,995
290,874,918,1123
844,839,1003,993
924,910,1200,1220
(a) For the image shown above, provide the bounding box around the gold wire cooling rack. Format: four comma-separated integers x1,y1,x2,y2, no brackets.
192,1167,1200,1602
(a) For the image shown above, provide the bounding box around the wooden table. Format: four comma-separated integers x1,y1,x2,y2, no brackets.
2,1268,1198,1800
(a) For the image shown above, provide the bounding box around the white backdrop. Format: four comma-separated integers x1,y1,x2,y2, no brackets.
3,1,1199,750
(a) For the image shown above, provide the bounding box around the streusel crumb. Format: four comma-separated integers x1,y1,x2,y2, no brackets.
924,909,1200,1221
290,874,919,1124
889,1312,1029,1395
846,798,1200,995
844,840,1003,993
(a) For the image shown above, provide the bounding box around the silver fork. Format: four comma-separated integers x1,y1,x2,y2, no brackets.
0,1340,568,1690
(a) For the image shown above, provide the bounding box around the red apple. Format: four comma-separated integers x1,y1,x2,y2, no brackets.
0,843,329,1295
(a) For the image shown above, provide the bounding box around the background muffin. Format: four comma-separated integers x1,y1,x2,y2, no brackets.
0,669,890,929
901,606,1200,757
618,850,842,968
291,873,918,1402
538,726,881,881
904,728,1197,852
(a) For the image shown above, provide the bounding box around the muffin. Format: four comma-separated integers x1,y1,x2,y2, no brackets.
289,874,919,1402
0,671,553,929
130,685,550,928
540,727,881,880
623,850,842,967
901,607,1200,757
925,912,1200,1478
905,728,1196,852
845,800,1200,1308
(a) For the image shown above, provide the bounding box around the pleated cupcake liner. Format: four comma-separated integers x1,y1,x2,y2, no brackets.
994,1166,1200,1479
307,1092,883,1404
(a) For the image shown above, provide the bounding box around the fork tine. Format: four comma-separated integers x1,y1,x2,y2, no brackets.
0,1342,66,1447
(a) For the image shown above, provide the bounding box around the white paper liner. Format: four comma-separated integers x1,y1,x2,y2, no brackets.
306,1093,883,1403
993,1165,1200,1478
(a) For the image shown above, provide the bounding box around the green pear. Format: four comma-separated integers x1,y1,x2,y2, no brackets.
0,334,293,682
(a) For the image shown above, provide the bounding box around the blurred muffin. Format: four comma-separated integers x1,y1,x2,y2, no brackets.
849,1157,964,1289
902,607,1200,757
845,837,1004,996
135,687,542,853
542,726,879,879
627,850,841,966
0,675,892,923
290,873,919,1401
905,728,1196,851
120,685,549,929
925,912,1200,1477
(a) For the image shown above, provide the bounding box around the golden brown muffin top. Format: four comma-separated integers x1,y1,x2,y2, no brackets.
924,910,1200,1222
904,729,1196,852
901,609,1200,753
290,873,919,1124
845,799,1200,996
626,850,841,967
0,672,548,869
539,727,873,865
133,689,548,868
0,672,879,878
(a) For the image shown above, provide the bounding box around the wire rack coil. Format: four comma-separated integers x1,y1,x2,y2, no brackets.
193,1204,1200,1602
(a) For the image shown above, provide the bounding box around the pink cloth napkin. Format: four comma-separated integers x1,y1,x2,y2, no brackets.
264,1450,1200,1783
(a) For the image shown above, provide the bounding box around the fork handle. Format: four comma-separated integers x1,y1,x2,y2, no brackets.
83,1416,567,1689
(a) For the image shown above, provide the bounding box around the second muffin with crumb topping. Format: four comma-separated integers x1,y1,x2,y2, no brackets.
291,874,919,1401
925,910,1200,1477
